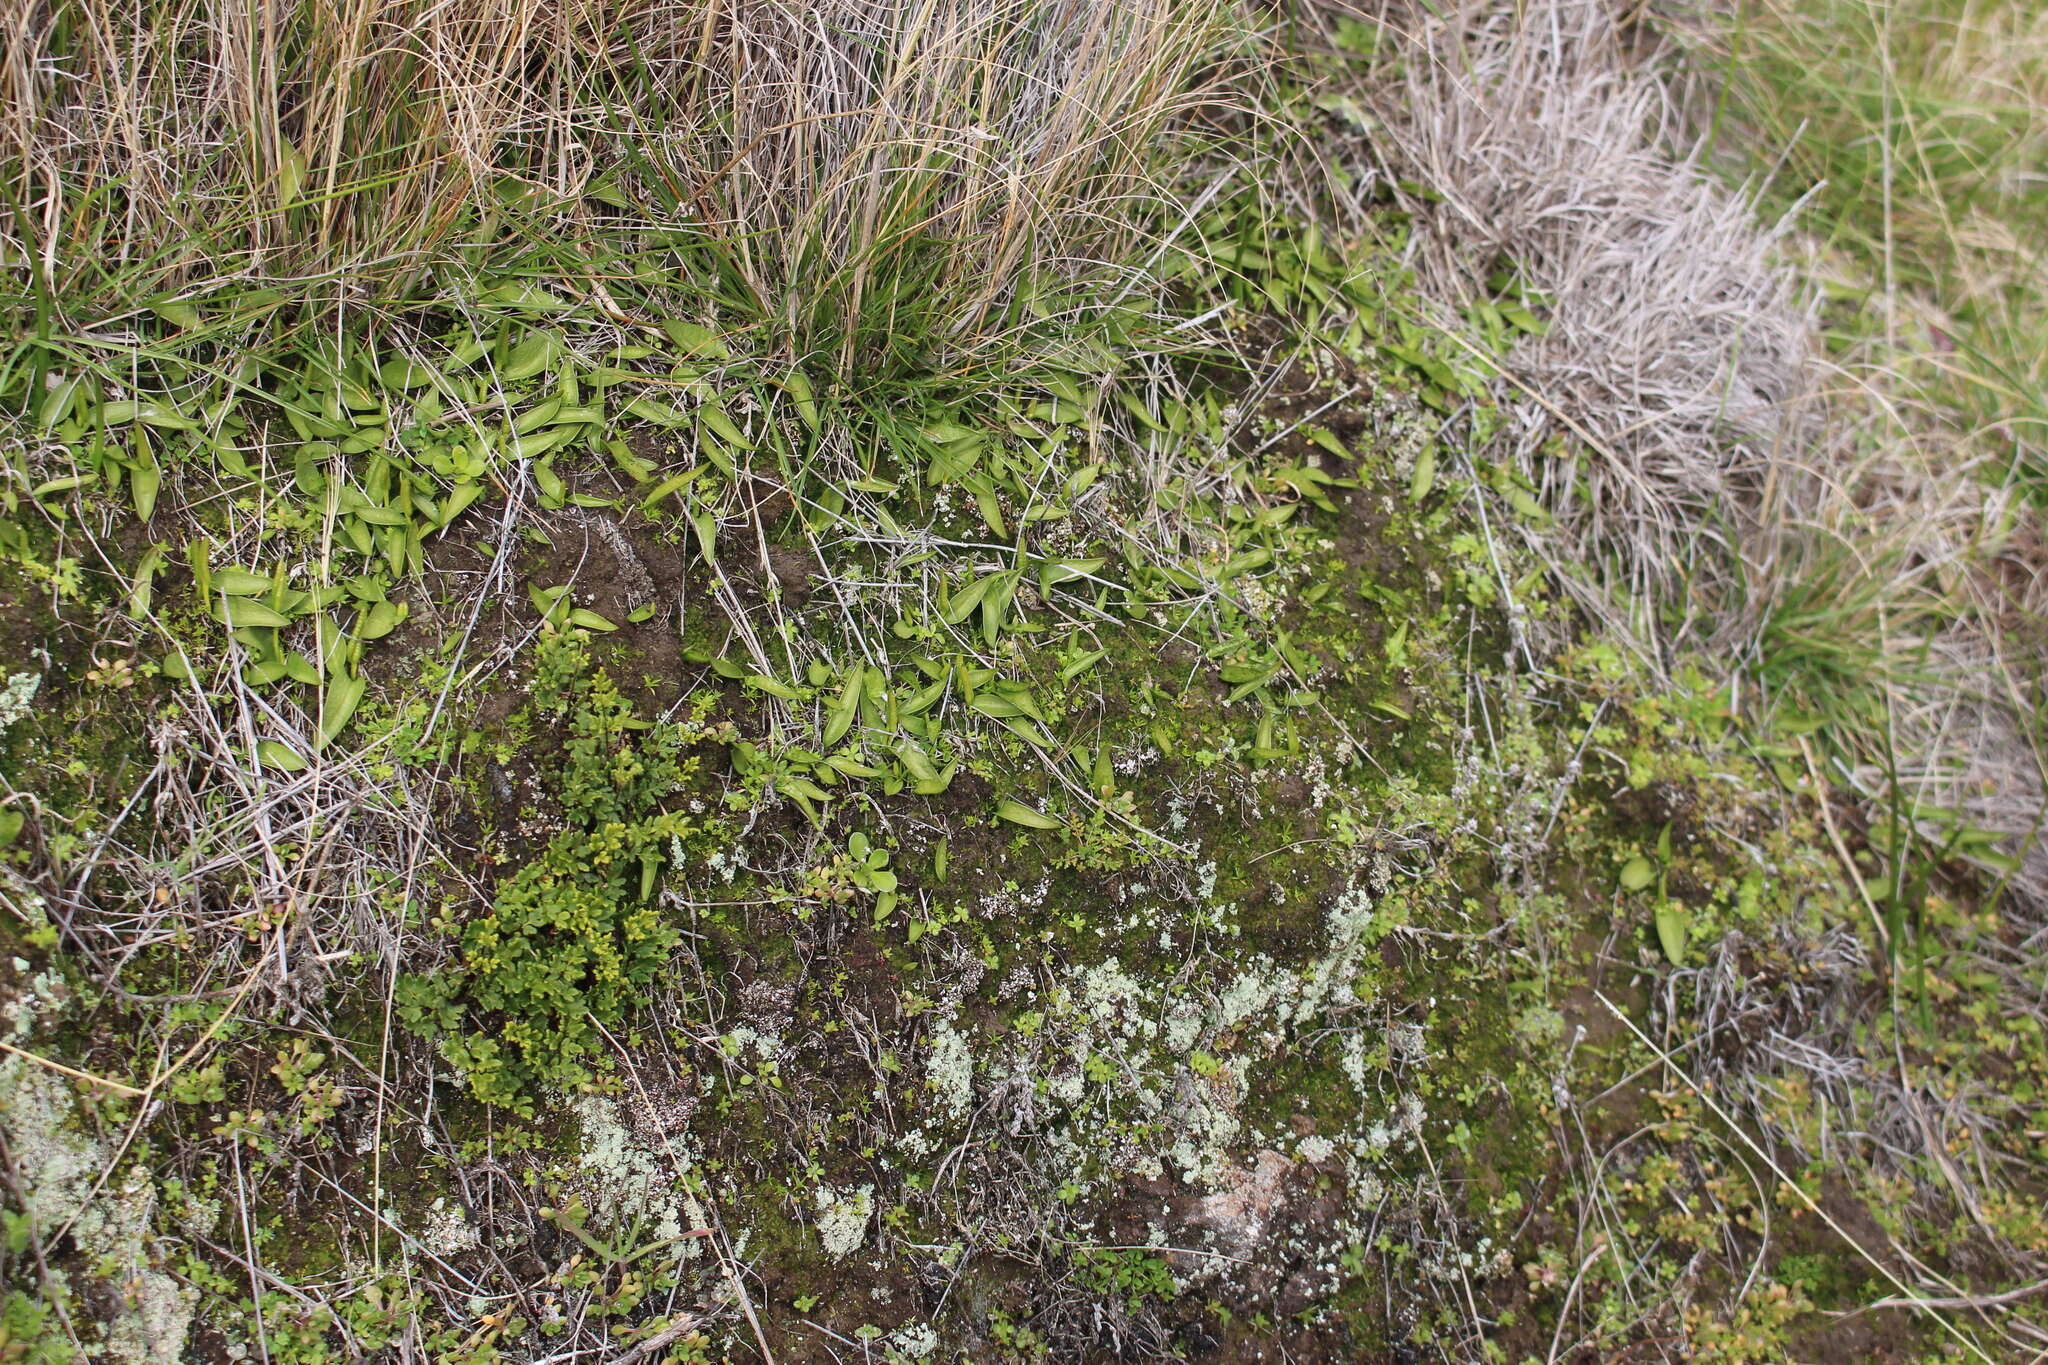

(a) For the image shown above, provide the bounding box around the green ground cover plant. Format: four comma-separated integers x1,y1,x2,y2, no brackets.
396,631,717,1111
0,2,2044,1363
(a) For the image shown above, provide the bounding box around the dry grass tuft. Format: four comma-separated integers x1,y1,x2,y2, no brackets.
0,0,640,290
1340,0,1819,601
680,0,1248,371
0,0,1254,375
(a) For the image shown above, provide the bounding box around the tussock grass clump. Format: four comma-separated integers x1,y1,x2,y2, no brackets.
1658,0,2048,900
1335,0,1818,601
0,0,1251,378
1334,0,2044,893
670,0,1250,376
2,0,632,295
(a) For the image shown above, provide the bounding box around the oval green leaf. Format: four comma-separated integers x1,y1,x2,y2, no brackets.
994,799,1059,830
1654,900,1688,966
258,740,308,773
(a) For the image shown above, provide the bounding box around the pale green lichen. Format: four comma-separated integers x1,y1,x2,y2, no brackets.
924,1017,974,1121
887,1319,939,1359
1296,1133,1336,1164
815,1183,874,1260
0,1061,196,1363
569,1091,695,1248
417,1198,482,1257
965,859,1411,1196
0,670,38,731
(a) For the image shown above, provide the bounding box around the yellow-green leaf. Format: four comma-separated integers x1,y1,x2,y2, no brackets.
893,740,939,783
355,600,404,640
821,678,861,748
625,397,691,428
640,467,702,510
130,453,160,521
699,401,752,450
1654,900,1688,966
994,799,1059,830
512,398,563,434
258,740,307,773
150,301,202,331
277,137,307,207
532,460,565,503
348,504,409,527
128,545,166,618
319,671,367,745
501,331,563,381
215,598,292,629
1409,445,1437,502
440,480,485,528
211,568,275,596
783,370,819,431
661,320,729,359
378,358,439,389
743,673,803,700
513,427,578,461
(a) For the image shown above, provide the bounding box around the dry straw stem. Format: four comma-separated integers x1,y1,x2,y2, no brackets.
0,1036,143,1097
